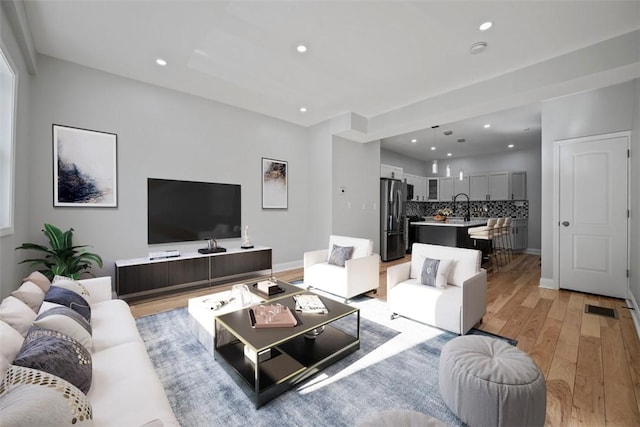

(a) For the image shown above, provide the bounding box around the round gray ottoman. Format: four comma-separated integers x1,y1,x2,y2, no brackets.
439,336,546,427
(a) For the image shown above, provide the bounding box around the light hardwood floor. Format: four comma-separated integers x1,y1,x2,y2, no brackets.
129,253,640,427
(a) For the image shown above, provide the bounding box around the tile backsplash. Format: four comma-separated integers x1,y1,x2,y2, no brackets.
406,200,528,219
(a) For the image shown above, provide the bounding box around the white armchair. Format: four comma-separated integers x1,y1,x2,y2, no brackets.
304,235,380,302
387,243,487,334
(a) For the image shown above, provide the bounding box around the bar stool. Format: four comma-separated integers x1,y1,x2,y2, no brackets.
501,217,514,263
468,218,499,269
494,217,506,266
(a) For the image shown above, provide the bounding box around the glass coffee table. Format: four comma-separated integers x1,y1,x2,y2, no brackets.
188,279,304,355
214,291,360,408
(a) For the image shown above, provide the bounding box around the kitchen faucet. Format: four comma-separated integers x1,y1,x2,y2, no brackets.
453,193,471,221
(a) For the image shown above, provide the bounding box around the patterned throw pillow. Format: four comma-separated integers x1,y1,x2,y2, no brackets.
52,276,91,300
13,327,92,394
34,307,92,351
0,365,92,426
0,321,24,375
44,286,91,322
420,257,452,288
328,244,355,267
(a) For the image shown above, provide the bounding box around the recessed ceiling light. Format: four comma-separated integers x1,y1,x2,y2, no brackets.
430,146,436,151
508,144,514,148
296,45,308,53
469,41,487,55
483,124,491,129
457,138,466,143
299,107,307,113
443,130,453,136
447,153,452,157
411,139,417,143
155,58,167,66
479,21,493,31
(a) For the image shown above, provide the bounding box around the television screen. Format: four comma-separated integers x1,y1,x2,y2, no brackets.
148,178,241,244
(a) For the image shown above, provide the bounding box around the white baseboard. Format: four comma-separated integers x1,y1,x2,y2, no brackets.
539,277,557,290
626,291,640,341
525,248,541,255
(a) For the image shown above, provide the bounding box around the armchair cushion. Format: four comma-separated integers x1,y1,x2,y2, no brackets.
328,244,354,267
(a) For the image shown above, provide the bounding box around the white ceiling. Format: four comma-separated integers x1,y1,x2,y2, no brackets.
21,0,640,160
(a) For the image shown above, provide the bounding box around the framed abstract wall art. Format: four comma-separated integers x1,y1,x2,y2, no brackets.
53,124,118,207
262,157,287,209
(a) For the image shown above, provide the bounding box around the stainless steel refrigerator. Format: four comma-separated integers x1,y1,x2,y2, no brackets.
380,178,406,261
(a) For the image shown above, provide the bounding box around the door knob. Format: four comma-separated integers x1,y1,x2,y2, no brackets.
562,221,570,227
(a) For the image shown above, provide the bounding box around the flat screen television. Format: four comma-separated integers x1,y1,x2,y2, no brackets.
147,178,241,245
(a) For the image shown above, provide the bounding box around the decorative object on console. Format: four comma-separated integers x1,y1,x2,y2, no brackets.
241,225,254,249
198,238,226,254
262,157,288,209
53,124,117,208
15,223,103,280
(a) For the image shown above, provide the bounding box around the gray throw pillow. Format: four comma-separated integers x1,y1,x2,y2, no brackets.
44,286,91,322
34,306,92,351
328,244,355,267
420,257,452,288
12,326,92,394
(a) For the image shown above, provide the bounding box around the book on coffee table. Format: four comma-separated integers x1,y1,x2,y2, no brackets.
293,294,328,314
249,305,297,328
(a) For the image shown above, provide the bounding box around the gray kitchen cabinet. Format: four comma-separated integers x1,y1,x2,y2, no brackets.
469,174,489,200
427,178,439,201
511,219,528,250
439,177,454,201
488,172,510,200
510,171,526,200
453,176,470,197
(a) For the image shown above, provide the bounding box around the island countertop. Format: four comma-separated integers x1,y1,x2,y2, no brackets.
410,219,488,228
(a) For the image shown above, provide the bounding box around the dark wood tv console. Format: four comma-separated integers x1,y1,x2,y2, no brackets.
115,246,272,301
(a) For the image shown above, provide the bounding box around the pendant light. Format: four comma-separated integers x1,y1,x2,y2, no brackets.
432,160,438,174
459,169,464,181
446,165,451,177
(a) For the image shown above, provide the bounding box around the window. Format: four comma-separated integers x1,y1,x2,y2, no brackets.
0,45,16,236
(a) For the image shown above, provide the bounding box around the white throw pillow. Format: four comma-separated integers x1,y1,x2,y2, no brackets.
0,297,37,337
0,321,25,376
22,271,51,293
11,282,46,312
52,276,91,302
420,257,452,288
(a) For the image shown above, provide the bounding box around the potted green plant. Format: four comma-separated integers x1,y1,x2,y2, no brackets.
16,223,103,280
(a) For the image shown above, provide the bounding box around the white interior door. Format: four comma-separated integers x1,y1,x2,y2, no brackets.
558,133,629,298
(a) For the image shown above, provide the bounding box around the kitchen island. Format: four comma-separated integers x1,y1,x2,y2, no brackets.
409,218,488,251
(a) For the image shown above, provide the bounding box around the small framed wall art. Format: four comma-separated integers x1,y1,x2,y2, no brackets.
53,124,118,207
262,157,288,209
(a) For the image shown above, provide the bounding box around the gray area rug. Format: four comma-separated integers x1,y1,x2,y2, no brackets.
136,307,464,426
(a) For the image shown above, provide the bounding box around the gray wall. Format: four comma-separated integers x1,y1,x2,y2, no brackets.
540,81,639,295
0,8,33,298
380,149,427,176
332,136,380,251
25,54,310,282
381,145,542,250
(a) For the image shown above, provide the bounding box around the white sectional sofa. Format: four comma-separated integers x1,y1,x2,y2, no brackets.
387,243,487,334
304,235,380,302
0,274,178,426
